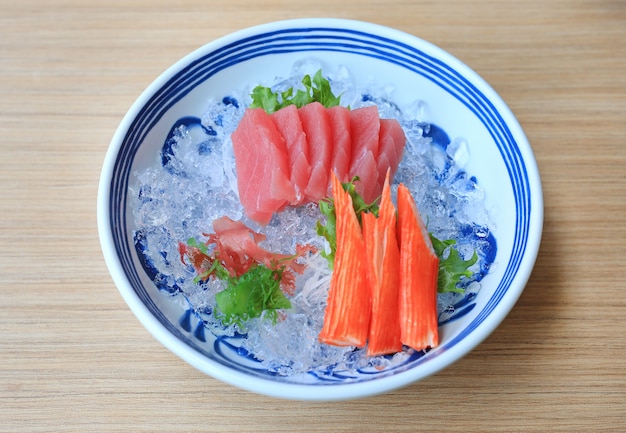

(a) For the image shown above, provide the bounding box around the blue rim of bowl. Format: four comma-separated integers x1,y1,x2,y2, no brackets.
99,18,543,400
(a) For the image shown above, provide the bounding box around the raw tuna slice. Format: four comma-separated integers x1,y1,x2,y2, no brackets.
349,149,379,204
231,108,295,225
298,102,334,202
376,118,406,189
348,105,381,203
327,105,351,182
271,105,311,205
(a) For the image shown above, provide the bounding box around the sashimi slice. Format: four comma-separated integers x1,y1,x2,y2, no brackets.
271,105,311,205
209,216,311,285
298,102,334,202
375,151,392,201
231,108,295,225
306,163,329,204
363,171,402,356
377,118,406,188
397,183,440,351
348,149,379,204
319,172,371,347
348,106,381,203
327,105,351,183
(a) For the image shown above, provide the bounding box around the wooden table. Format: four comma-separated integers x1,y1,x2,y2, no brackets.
1,1,625,431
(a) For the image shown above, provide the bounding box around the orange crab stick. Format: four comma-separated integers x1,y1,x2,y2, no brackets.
397,183,440,351
362,171,402,356
319,172,371,347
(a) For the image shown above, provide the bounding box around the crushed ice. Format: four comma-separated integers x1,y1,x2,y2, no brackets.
130,63,495,376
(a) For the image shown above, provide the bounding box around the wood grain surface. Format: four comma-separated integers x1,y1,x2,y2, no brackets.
1,0,625,431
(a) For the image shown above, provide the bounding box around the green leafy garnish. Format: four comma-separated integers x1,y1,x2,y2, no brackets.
430,235,478,294
316,177,379,268
250,69,341,113
214,263,291,328
316,199,337,268
178,216,315,329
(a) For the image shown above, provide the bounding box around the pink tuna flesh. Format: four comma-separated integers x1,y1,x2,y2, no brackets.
231,108,295,224
327,105,352,183
271,105,311,205
299,102,334,202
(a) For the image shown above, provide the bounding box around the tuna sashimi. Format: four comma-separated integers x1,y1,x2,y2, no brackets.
348,106,381,203
271,105,311,205
327,105,351,182
231,108,296,225
348,149,380,204
376,118,406,192
231,101,406,223
298,102,334,202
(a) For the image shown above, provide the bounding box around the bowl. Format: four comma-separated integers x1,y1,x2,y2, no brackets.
97,18,543,401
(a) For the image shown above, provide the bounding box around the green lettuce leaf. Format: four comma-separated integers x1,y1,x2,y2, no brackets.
250,69,341,113
430,235,478,294
215,263,291,327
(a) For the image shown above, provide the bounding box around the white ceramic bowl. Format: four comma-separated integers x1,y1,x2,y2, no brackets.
98,18,543,400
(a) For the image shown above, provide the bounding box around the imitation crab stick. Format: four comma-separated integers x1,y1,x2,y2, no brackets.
362,171,402,356
397,183,440,351
318,172,371,347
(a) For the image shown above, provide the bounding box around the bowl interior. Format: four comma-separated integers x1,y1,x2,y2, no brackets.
99,18,542,400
